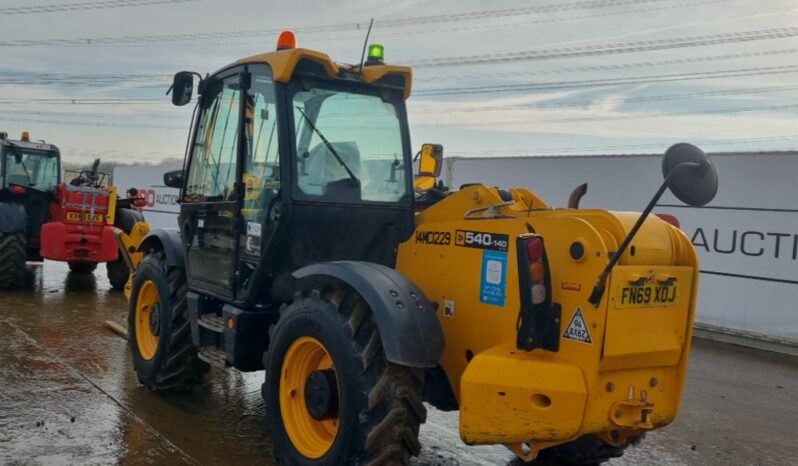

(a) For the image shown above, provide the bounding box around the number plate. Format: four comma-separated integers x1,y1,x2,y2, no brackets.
615,284,678,308
66,212,104,222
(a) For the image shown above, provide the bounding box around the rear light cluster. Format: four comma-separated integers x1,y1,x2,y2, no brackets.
521,234,548,305
655,213,680,229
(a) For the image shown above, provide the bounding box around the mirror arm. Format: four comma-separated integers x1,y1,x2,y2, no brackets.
587,161,701,307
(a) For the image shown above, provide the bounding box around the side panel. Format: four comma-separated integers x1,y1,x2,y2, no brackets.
293,261,444,368
397,216,608,403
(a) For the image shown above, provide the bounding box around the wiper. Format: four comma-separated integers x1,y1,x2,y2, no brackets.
295,106,360,187
16,153,34,187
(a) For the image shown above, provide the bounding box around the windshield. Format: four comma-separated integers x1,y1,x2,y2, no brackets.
3,147,59,191
293,84,409,203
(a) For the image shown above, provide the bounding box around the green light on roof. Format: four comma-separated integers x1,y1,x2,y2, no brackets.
368,43,384,60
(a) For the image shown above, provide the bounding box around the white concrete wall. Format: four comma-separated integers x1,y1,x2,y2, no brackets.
446,151,798,345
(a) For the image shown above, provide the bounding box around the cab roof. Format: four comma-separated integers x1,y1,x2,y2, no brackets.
236,47,413,100
0,136,59,154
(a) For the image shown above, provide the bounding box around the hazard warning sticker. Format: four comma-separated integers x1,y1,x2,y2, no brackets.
562,307,592,344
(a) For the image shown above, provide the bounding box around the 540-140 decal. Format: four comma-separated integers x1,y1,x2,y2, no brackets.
414,229,509,252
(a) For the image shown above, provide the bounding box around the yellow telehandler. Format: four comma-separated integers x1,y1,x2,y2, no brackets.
121,31,718,465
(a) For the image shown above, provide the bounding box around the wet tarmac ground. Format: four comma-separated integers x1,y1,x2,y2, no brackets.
1,261,796,466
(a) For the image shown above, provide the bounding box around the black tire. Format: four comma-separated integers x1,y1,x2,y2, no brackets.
108,208,144,290
106,259,129,290
68,261,97,274
128,250,206,390
0,232,26,289
263,289,426,466
535,435,628,465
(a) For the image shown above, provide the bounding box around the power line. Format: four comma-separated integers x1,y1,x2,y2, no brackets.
416,47,798,82
0,109,184,119
373,0,734,42
416,65,798,96
0,85,792,123
0,0,198,16
0,98,162,104
0,0,723,47
0,116,183,129
5,47,791,89
6,45,796,89
6,101,798,132
412,85,798,114
410,27,798,68
425,103,798,128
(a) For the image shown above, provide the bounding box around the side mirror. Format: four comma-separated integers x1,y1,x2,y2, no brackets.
662,143,718,207
163,169,184,189
170,71,194,106
418,143,443,177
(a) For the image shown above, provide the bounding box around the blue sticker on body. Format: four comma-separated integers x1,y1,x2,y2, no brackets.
479,249,507,306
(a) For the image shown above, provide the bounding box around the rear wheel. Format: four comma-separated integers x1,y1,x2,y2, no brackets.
0,232,26,289
535,435,628,465
68,261,97,274
263,289,426,466
128,250,206,390
106,259,129,290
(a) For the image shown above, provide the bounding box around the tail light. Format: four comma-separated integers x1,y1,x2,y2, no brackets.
655,213,680,229
8,185,26,194
516,233,561,352
522,236,547,305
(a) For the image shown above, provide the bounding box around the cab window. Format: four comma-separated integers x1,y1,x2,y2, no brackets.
293,85,408,203
240,64,280,263
184,74,241,202
3,148,59,192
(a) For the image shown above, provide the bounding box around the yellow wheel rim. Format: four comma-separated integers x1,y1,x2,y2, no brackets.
135,279,160,360
279,336,339,459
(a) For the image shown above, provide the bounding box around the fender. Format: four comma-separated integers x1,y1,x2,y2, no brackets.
293,260,445,368
136,228,184,267
0,203,26,233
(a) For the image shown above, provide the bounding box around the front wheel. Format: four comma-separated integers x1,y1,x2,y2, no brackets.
0,232,26,289
68,261,97,274
263,289,426,466
128,250,206,390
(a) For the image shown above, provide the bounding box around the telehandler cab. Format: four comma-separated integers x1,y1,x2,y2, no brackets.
125,31,718,465
0,131,60,287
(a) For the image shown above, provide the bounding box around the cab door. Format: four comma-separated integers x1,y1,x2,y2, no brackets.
180,68,244,296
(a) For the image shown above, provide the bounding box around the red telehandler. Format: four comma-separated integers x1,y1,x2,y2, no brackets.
0,132,146,289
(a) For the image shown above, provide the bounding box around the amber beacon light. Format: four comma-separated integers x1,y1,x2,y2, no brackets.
276,30,296,50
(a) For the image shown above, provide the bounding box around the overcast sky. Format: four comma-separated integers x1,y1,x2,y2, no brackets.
1,0,798,165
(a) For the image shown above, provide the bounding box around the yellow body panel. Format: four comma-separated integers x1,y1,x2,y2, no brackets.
119,220,151,300
237,48,412,99
107,186,117,226
460,344,586,444
396,185,699,453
